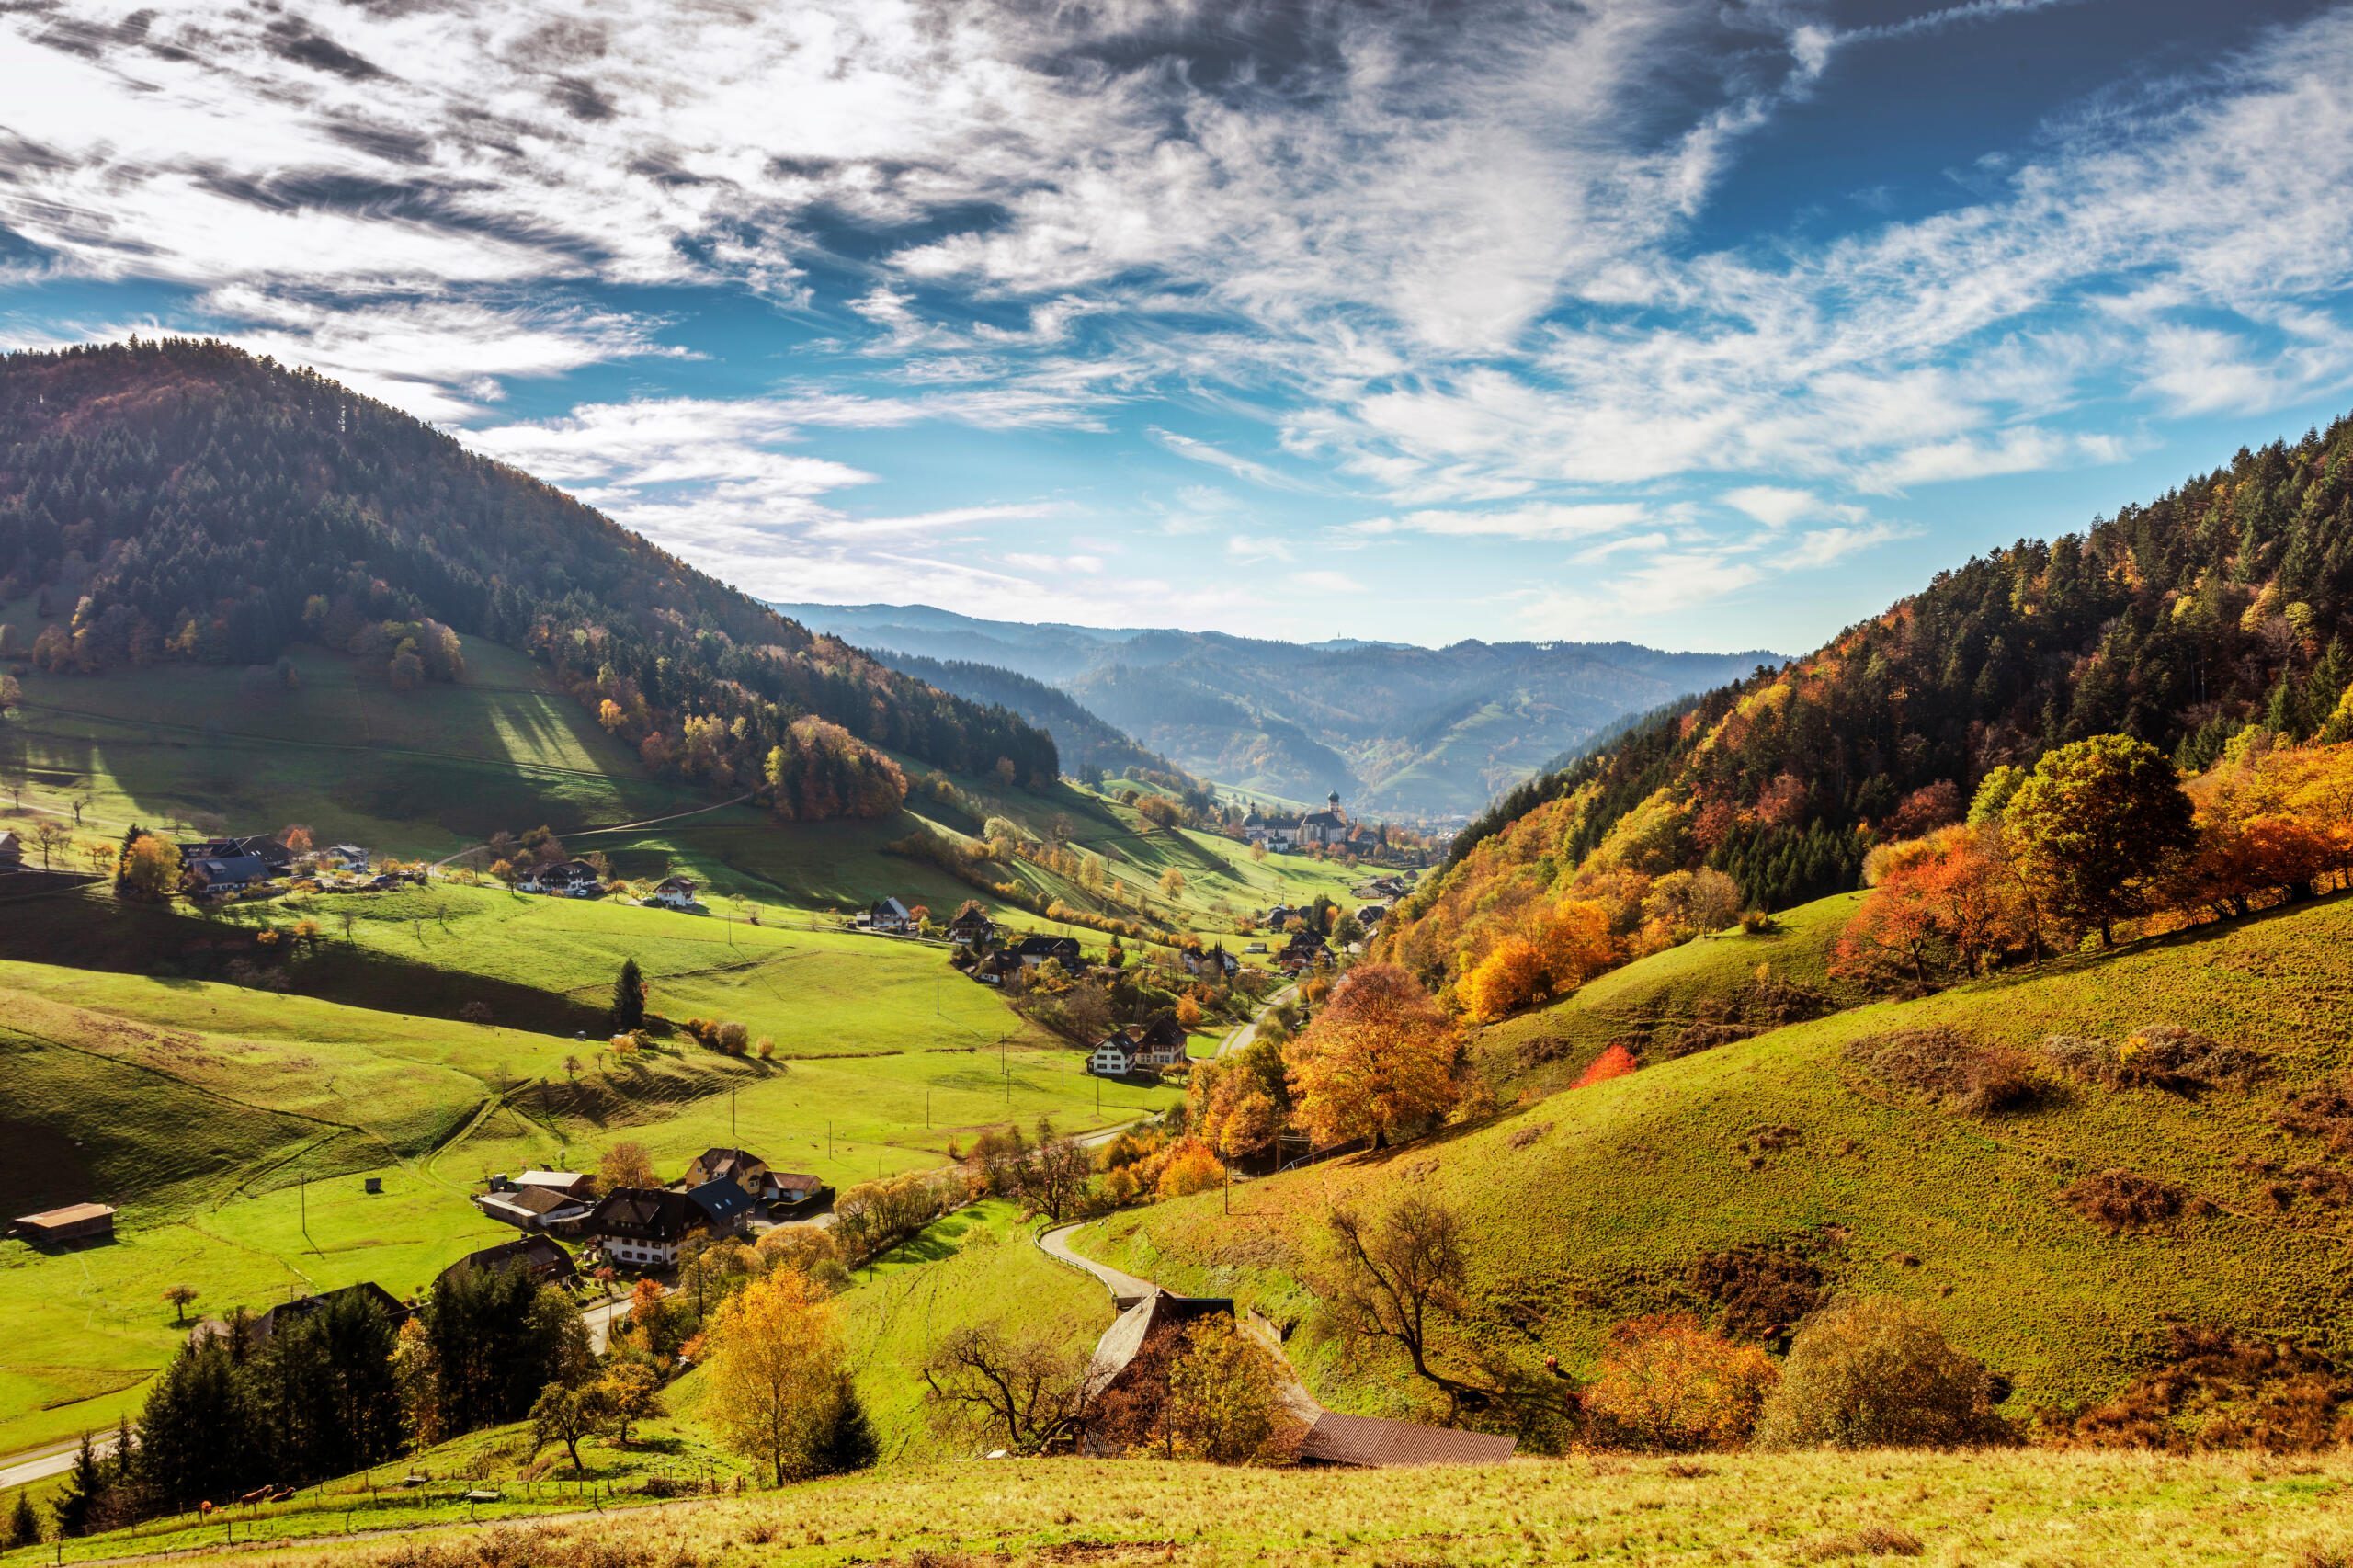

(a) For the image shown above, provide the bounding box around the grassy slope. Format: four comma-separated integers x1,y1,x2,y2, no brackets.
0,945,1171,1457
1081,892,2353,1423
1469,892,1861,1096
0,632,1361,954
10,1451,2353,1566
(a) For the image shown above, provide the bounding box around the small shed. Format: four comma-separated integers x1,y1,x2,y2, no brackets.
1297,1411,1518,1468
13,1202,117,1246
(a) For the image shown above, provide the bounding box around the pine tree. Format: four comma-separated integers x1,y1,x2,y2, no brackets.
610,957,645,1032
51,1432,103,1538
6,1489,39,1549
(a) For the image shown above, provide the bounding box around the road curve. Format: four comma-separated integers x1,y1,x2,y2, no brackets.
1037,1221,1157,1302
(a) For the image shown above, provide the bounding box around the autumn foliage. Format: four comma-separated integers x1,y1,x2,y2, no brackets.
1571,1042,1638,1089
1583,1313,1779,1451
1284,964,1460,1146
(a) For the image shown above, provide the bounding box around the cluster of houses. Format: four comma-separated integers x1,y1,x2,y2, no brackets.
472,1148,830,1270
177,834,392,901
1086,1013,1191,1078
1241,790,1381,857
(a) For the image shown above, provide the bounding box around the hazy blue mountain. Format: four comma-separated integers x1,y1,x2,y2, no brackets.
777,601,1781,819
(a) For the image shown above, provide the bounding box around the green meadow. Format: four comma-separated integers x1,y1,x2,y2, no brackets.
1080,890,2353,1423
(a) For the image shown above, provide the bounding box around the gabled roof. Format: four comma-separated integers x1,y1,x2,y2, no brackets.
187,854,270,884
654,875,697,892
503,1185,587,1217
435,1235,574,1291
872,896,913,919
687,1147,767,1186
767,1171,824,1193
585,1186,700,1243
513,1170,590,1191
686,1177,755,1226
1133,1013,1187,1049
948,906,996,927
1298,1411,1517,1467
1015,934,1081,957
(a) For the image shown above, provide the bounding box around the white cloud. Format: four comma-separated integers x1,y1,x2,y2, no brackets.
1291,569,1367,595
1347,502,1652,541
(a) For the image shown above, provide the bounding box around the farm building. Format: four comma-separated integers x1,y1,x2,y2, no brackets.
583,1187,703,1267
1297,1412,1518,1468
434,1234,576,1292
12,1201,116,1245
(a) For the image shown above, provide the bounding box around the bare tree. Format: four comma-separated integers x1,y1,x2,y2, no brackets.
1321,1193,1488,1418
922,1319,1092,1454
1015,1119,1096,1223
31,818,71,870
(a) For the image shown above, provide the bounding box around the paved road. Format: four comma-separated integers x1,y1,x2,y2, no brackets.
1216,983,1296,1059
0,1428,123,1490
1037,1221,1158,1302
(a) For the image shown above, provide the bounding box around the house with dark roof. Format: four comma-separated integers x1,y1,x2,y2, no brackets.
868,897,915,933
182,853,272,897
1124,1013,1189,1072
947,907,998,947
1087,1036,1134,1077
649,875,699,910
524,859,603,897
686,1177,755,1235
583,1187,704,1268
684,1147,769,1192
434,1234,575,1293
192,1281,409,1351
1013,934,1082,969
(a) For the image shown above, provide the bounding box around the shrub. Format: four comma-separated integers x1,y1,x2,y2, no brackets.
1688,1244,1824,1347
2045,1326,2353,1451
715,1021,750,1056
2061,1169,2198,1233
1582,1313,1777,1451
1571,1042,1639,1090
1753,1296,2009,1449
456,1000,493,1025
2041,1026,2263,1093
1849,1028,2040,1115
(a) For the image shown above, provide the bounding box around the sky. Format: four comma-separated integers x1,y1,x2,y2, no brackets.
3,1,2351,654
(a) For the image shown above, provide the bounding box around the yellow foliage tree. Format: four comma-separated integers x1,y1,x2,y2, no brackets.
703,1269,842,1485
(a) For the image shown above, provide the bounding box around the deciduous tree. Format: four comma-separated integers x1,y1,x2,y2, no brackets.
2006,735,2195,945
1285,964,1458,1146
704,1269,844,1485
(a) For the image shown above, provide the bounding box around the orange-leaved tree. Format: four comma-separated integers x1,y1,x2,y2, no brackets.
1284,963,1458,1147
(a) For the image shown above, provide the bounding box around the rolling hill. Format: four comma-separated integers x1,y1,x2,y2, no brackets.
1080,887,2353,1433
1380,409,2353,989
776,601,1780,819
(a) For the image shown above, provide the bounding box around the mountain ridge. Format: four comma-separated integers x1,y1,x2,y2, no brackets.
776,599,1783,818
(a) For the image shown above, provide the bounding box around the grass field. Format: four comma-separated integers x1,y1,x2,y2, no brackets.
1080,891,2353,1426
0,950,1172,1457
10,1449,2353,1566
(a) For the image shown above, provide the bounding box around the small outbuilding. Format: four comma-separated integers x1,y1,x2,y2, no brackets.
12,1202,116,1246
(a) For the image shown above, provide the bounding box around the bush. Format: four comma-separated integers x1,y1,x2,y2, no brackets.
2041,1026,2264,1093
2043,1326,2353,1452
456,1000,493,1025
2061,1169,2199,1233
1582,1313,1777,1451
1849,1028,2040,1115
1753,1297,2009,1449
1688,1244,1824,1348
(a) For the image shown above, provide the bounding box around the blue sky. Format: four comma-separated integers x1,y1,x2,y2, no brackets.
3,0,2349,653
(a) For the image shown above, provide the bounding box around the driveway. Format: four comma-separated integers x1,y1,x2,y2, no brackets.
1216,983,1296,1059
1037,1221,1157,1303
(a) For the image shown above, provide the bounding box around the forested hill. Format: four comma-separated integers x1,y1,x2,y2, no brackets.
0,339,1058,808
1382,414,2353,982
860,648,1188,783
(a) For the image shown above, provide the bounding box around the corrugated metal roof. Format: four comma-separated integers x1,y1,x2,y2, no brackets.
1298,1412,1517,1467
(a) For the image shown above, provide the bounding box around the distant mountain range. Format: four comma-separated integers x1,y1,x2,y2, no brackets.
773,602,1781,818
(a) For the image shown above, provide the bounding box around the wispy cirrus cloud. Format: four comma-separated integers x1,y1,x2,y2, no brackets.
5,2,2353,642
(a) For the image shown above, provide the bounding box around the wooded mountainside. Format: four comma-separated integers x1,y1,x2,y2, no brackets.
0,340,1058,811
861,648,1188,783
1384,415,2353,982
